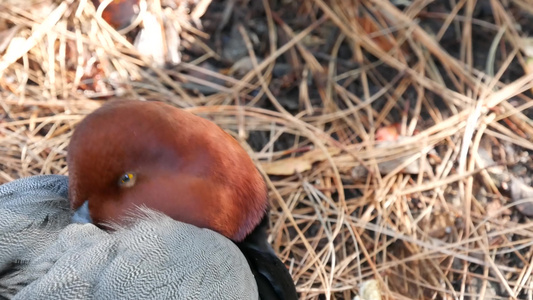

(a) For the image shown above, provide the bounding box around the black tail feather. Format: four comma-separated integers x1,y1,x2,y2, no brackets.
236,214,298,300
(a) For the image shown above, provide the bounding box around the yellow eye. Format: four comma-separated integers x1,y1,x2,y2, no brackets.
118,172,136,188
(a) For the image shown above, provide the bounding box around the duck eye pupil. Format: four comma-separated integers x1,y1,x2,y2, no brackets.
118,173,136,188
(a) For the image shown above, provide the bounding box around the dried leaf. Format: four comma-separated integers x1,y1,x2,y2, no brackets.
357,15,395,53
92,0,140,30
262,148,341,176
134,12,165,66
375,123,401,142
372,124,427,174
376,123,420,142
353,279,382,300
377,138,425,174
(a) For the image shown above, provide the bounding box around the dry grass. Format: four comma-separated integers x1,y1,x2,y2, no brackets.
2,0,533,299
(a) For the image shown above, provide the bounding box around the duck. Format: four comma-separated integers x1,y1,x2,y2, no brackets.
0,175,258,299
0,100,297,299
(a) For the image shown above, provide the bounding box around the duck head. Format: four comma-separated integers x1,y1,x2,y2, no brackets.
67,100,268,242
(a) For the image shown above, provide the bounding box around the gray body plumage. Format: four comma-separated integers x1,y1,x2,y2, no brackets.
0,175,258,299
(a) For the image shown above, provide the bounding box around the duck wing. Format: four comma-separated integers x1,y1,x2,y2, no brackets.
0,175,258,300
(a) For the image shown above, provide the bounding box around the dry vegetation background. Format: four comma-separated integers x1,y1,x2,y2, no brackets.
1,0,533,299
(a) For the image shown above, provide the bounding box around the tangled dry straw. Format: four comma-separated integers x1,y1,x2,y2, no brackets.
2,0,533,299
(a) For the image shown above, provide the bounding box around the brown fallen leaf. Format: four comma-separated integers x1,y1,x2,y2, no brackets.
509,177,533,217
261,148,341,176
375,123,401,142
376,138,430,175
369,124,429,175
92,0,141,31
375,123,420,142
357,15,396,53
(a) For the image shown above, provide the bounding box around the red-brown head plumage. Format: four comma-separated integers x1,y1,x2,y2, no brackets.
67,100,267,242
